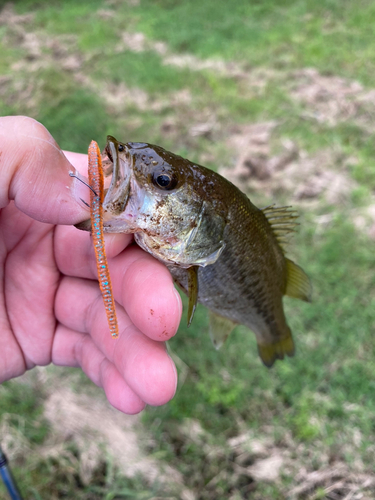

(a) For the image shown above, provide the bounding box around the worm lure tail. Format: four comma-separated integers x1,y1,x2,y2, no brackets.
88,141,119,339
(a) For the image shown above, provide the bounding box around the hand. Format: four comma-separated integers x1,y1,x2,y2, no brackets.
0,116,182,414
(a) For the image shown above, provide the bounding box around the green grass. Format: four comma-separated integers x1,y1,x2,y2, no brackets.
129,0,375,83
0,380,49,445
1,0,375,498
38,88,115,152
152,221,375,439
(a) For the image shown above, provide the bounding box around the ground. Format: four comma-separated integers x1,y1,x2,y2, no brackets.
1,1,375,499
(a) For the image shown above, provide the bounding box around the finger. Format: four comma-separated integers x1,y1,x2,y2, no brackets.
54,224,133,279
55,226,182,341
0,116,90,224
0,317,27,383
3,212,57,367
118,245,182,341
63,151,88,174
55,276,178,406
52,325,145,414
100,359,146,414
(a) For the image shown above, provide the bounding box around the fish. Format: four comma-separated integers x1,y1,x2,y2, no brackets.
76,136,312,367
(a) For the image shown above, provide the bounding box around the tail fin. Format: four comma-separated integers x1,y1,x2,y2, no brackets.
257,329,295,368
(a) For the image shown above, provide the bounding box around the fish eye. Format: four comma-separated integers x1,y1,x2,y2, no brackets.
118,144,125,152
152,170,178,190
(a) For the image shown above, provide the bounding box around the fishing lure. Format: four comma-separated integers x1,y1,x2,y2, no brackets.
88,140,119,338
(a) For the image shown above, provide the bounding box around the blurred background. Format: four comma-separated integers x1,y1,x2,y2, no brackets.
1,0,375,498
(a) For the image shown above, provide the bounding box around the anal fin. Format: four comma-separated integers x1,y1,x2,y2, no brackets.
285,258,312,302
208,310,237,350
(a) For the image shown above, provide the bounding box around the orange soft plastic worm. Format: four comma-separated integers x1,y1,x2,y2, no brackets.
88,141,119,338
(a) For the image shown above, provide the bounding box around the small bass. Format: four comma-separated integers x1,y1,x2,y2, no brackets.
77,136,312,367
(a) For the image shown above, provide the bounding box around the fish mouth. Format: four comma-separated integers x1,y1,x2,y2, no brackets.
103,134,122,165
102,135,132,217
104,137,114,163
75,135,133,232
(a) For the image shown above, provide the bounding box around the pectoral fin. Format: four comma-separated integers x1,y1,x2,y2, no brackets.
181,200,226,267
257,328,295,368
208,310,237,349
187,266,199,327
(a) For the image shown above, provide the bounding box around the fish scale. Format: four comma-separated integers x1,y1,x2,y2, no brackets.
168,201,289,339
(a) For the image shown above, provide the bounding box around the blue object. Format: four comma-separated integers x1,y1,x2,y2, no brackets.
0,446,23,500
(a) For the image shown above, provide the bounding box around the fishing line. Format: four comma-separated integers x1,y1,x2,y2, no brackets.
0,445,23,500
69,171,98,197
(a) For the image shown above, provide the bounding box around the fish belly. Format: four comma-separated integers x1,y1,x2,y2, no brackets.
168,242,290,345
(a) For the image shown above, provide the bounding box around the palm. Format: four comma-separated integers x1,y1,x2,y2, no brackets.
1,202,58,373
0,117,181,414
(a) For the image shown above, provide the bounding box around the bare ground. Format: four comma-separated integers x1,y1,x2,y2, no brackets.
1,367,194,498
221,121,355,208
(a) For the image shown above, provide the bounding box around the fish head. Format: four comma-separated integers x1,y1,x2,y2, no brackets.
98,136,227,267
102,136,188,233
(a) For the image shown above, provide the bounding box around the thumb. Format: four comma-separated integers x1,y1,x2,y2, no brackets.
0,116,90,225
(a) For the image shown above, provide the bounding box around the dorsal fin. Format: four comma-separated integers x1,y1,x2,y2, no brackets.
262,205,299,251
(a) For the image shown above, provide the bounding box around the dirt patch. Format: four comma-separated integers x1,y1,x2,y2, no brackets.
221,121,283,181
116,27,263,91
116,29,278,94
0,3,222,158
228,433,285,483
0,5,194,118
159,106,219,149
221,122,356,206
1,3,73,65
0,4,87,113
0,413,31,461
290,68,375,130
353,203,375,240
227,431,375,499
107,30,375,134
0,3,273,133
43,387,190,495
289,462,375,499
163,49,279,94
0,2,34,26
118,31,168,56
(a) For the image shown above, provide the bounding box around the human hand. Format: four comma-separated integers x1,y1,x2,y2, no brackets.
0,116,182,414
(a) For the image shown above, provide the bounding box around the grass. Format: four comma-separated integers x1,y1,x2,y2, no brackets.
1,0,375,498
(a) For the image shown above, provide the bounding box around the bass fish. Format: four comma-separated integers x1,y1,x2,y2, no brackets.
77,136,312,367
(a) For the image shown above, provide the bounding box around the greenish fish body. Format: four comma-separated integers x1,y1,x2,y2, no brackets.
77,136,312,367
